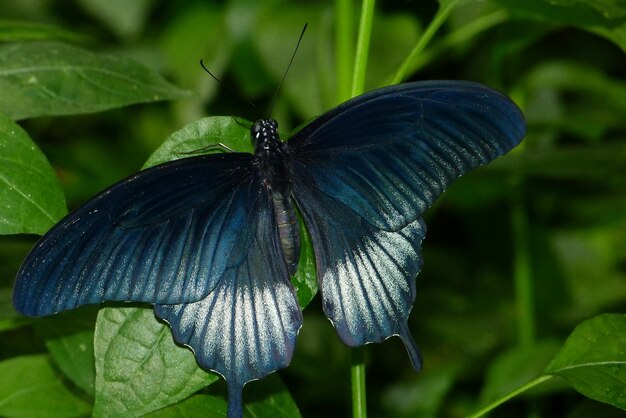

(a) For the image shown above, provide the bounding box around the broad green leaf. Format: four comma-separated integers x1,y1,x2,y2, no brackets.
0,20,86,43
491,0,626,51
93,307,218,417
244,374,302,418
144,116,318,307
0,41,190,120
144,394,227,417
146,374,302,417
34,308,99,396
478,340,565,407
0,112,66,235
77,0,156,39
546,313,626,410
0,354,91,418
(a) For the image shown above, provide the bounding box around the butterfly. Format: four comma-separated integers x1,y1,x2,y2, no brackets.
13,81,525,418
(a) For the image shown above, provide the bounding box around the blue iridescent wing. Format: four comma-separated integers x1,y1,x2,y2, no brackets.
287,81,526,366
155,175,302,418
288,81,526,229
13,153,255,316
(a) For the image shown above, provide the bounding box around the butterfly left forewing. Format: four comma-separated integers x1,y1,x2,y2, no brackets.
13,153,255,316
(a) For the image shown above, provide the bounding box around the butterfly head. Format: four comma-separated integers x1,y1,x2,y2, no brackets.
251,119,280,153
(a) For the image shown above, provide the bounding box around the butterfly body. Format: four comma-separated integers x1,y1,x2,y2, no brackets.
251,118,301,275
13,81,526,418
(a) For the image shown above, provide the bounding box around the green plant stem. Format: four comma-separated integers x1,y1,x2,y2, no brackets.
467,375,553,418
391,0,460,84
408,10,509,73
351,0,375,96
512,183,535,346
349,3,375,417
335,0,354,103
351,346,367,418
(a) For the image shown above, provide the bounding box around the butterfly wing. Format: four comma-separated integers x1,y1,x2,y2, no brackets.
155,174,302,418
287,81,526,367
14,153,256,316
288,81,526,230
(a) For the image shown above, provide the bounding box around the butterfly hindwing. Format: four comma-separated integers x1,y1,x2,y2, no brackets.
291,168,426,370
13,153,255,316
155,174,302,417
287,81,526,230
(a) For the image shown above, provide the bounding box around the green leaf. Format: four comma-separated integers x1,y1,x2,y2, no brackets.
93,307,218,417
491,0,626,51
143,116,253,168
0,20,86,43
244,374,302,418
478,340,564,407
292,212,317,308
0,112,66,235
146,374,302,417
76,0,156,39
34,308,99,396
546,313,626,410
144,394,227,417
0,41,190,120
0,354,92,418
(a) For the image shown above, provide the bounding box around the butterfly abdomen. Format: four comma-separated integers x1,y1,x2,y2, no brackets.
252,119,301,276
272,191,300,276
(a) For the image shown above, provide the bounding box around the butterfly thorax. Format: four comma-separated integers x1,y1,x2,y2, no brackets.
251,119,301,275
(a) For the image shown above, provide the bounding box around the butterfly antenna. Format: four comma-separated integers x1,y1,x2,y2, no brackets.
267,23,308,119
199,59,257,109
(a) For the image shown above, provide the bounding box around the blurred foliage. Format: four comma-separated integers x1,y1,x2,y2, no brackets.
0,0,625,417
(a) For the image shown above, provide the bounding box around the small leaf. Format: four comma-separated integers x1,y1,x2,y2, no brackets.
0,41,190,120
93,307,218,418
0,112,66,235
292,212,317,308
143,116,253,169
546,313,626,410
0,354,92,418
34,308,99,396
